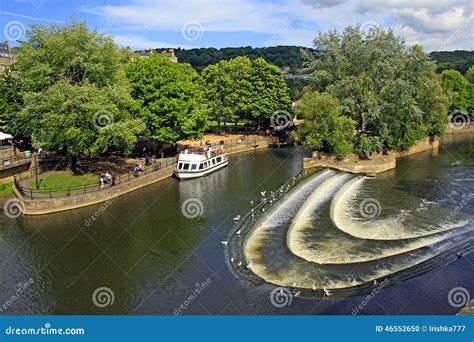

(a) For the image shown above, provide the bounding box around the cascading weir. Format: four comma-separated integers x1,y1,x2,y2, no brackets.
236,168,474,296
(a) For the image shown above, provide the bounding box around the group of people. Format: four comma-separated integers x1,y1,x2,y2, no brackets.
133,162,144,177
99,171,115,186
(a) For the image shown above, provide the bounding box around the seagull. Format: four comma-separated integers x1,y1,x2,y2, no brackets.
230,257,235,263
270,200,273,204
251,213,255,218
262,208,265,212
236,230,241,236
250,200,254,205
246,262,252,269
237,261,242,267
233,215,241,222
260,191,267,197
373,280,378,286
292,282,297,288
323,287,332,297
294,291,301,297
221,241,228,246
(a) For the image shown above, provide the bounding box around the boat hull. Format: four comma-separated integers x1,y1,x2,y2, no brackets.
174,161,228,179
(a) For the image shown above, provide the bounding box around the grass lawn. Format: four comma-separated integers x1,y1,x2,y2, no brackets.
28,171,97,190
0,183,13,200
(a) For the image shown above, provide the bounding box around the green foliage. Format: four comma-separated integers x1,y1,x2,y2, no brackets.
127,53,209,143
201,56,291,126
11,20,144,157
429,50,474,74
0,68,22,131
172,46,312,72
441,69,469,112
304,26,448,154
293,91,355,156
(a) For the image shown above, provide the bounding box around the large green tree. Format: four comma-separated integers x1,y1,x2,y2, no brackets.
306,25,448,153
293,91,355,156
441,69,469,112
201,56,291,126
127,53,209,143
11,20,144,161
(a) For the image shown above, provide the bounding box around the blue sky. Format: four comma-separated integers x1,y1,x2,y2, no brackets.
1,0,473,51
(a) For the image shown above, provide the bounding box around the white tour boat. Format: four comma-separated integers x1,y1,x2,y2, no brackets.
174,145,228,179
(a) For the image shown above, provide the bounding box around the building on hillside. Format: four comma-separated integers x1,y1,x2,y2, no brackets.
0,41,15,73
137,48,178,63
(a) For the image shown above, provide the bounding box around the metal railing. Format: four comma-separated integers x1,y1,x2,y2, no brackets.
1,151,33,168
14,158,176,200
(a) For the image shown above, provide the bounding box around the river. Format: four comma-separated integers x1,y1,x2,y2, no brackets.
0,134,473,315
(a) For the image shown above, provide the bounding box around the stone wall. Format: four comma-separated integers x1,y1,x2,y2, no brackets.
303,136,440,175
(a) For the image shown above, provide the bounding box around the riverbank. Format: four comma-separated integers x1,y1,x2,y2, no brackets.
303,123,474,175
12,135,272,215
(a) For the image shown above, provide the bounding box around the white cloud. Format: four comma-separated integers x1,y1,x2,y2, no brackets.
112,34,196,50
83,0,474,51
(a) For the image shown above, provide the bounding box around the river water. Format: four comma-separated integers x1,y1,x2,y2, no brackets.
0,134,473,315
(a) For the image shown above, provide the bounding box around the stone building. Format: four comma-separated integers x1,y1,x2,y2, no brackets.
0,41,15,73
137,48,178,63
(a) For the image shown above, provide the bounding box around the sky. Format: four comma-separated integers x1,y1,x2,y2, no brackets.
0,0,473,52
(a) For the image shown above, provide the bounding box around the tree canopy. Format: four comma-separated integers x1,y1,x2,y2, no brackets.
127,53,209,144
201,56,291,126
10,20,144,159
295,25,449,155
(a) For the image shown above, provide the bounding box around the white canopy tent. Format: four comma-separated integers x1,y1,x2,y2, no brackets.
0,132,13,140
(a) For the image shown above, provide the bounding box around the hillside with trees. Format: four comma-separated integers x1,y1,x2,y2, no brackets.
430,50,474,74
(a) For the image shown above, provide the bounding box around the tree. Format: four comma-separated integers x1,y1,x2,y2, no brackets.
306,25,448,153
202,56,291,126
11,20,144,165
441,69,469,112
127,53,209,143
248,57,292,124
293,91,355,156
0,67,22,132
202,56,253,126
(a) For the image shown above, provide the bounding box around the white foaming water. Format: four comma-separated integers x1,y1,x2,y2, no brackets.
330,177,468,240
244,170,335,264
287,173,351,255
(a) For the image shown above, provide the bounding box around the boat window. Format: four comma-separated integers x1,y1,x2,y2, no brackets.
178,162,183,169
216,157,222,163
191,164,197,171
199,163,204,170
183,163,189,170
212,159,216,165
